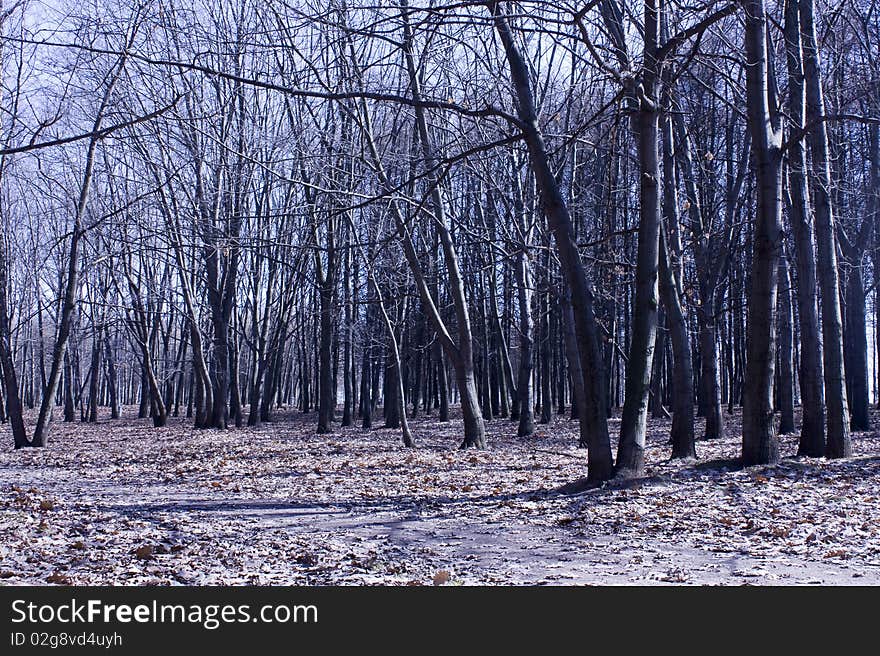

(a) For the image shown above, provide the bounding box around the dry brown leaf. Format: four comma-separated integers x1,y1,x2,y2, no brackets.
46,572,72,585
135,545,154,560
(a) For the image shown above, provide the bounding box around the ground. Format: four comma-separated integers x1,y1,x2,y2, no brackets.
1,406,879,585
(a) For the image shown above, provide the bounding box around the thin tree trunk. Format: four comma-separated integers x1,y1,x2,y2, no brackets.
844,266,870,430
784,0,826,455
799,0,852,457
103,325,120,420
777,253,796,434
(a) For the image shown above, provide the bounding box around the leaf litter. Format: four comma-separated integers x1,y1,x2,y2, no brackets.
1,407,879,585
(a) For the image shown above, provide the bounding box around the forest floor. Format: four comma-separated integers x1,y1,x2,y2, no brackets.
1,406,880,586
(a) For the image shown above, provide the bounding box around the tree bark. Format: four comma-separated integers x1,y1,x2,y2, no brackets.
777,253,796,434
741,0,783,466
616,0,662,478
490,1,613,481
783,0,826,455
799,0,852,456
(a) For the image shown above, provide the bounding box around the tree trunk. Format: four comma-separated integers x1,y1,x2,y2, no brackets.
658,93,695,455
512,166,536,437
783,0,826,454
799,0,852,457
87,330,100,423
777,253,796,434
741,0,783,466
317,279,335,434
103,326,120,420
560,288,586,429
616,0,661,478
0,238,28,448
491,1,613,481
844,266,870,430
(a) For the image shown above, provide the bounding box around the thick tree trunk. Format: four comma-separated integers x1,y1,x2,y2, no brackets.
616,0,661,478
64,351,77,423
741,0,783,466
658,99,695,455
207,304,230,429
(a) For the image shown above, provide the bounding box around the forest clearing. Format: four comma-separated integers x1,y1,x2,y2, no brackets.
3,408,879,585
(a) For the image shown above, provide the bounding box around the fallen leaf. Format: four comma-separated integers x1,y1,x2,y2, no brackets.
135,545,154,560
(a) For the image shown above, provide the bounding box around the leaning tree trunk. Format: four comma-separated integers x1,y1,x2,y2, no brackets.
348,233,415,448
491,1,613,481
33,169,89,446
399,0,485,448
30,42,130,447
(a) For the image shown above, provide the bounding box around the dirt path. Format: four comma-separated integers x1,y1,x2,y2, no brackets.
2,409,880,585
